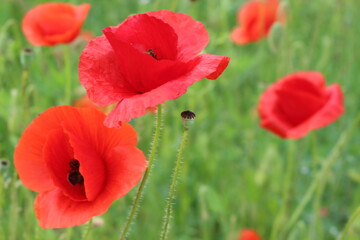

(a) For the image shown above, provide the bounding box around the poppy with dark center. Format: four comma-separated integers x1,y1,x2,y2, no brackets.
231,0,285,45
22,2,91,46
14,106,147,228
79,10,230,128
258,71,344,139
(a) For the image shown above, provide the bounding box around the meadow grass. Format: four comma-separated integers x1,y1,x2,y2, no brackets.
1,0,360,239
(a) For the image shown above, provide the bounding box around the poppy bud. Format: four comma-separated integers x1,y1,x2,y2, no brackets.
0,158,9,170
181,110,196,130
20,47,34,69
267,22,283,53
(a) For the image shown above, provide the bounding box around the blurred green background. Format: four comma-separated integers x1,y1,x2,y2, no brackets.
1,0,360,239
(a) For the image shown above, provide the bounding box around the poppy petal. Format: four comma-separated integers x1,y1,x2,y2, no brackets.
104,54,230,126
146,10,209,60
107,14,178,60
230,26,250,45
103,25,197,93
14,106,137,192
13,107,78,192
59,107,138,200
258,71,344,139
79,35,138,106
63,127,106,202
35,145,146,229
231,0,283,45
22,3,91,46
43,129,87,201
287,84,344,138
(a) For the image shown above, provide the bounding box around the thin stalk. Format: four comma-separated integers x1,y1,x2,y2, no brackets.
8,170,19,240
82,219,93,240
170,0,178,11
65,227,73,240
63,45,72,105
270,140,296,240
160,129,189,240
283,114,360,235
310,133,324,240
119,105,163,240
337,206,360,240
20,69,29,124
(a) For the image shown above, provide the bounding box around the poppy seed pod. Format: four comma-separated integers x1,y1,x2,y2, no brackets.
181,110,196,130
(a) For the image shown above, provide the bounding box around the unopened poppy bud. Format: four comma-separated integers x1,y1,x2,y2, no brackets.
20,47,34,68
181,110,196,130
92,216,105,227
267,22,284,53
0,158,9,169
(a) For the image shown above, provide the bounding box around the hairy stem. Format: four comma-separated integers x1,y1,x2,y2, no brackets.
63,45,72,105
119,105,163,240
160,129,189,240
82,219,93,240
270,140,296,240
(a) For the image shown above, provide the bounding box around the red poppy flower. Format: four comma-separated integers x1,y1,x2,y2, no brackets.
239,229,262,240
231,0,285,45
258,71,344,139
14,106,147,228
79,10,230,128
22,2,91,46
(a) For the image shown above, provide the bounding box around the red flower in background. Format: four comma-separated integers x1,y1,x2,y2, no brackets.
239,229,262,240
231,0,285,45
14,106,147,228
22,2,91,46
79,10,230,128
258,71,344,139
73,95,108,113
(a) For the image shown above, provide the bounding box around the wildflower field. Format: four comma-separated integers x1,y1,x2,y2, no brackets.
1,0,360,240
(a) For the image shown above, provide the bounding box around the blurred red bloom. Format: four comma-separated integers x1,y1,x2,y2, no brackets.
239,229,262,240
79,30,95,41
79,10,230,128
231,0,285,44
258,71,344,139
73,95,108,113
22,2,91,46
14,106,147,228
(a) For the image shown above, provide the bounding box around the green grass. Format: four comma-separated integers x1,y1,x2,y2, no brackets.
1,0,360,239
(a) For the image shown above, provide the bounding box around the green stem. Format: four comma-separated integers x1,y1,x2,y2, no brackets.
82,219,93,240
20,69,29,125
284,114,360,235
65,227,73,240
63,45,72,105
270,140,296,240
160,129,189,240
310,133,323,240
8,170,18,240
119,105,163,240
170,0,178,11
337,206,360,240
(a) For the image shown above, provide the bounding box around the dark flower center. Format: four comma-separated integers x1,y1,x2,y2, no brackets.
146,49,159,60
68,159,84,186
